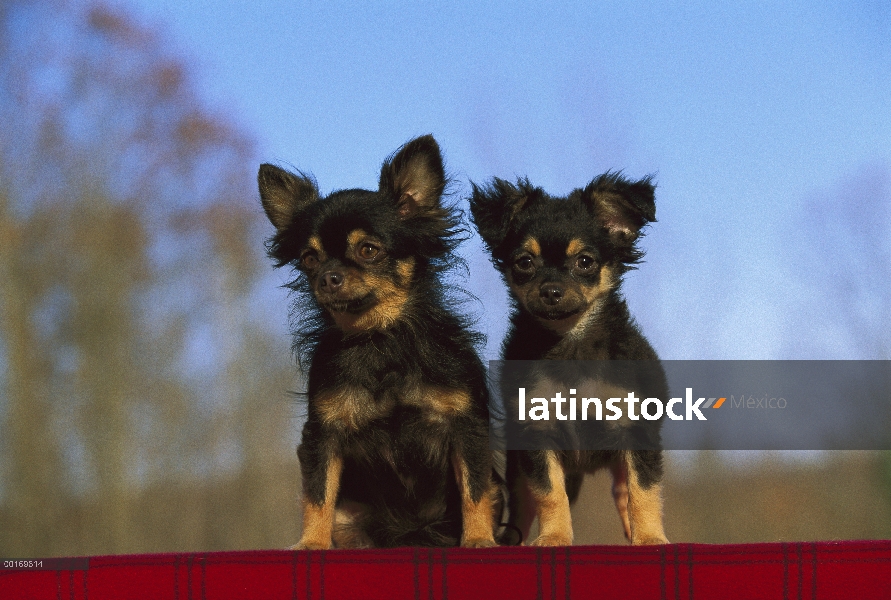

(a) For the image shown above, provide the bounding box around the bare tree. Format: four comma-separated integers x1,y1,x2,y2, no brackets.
0,0,297,555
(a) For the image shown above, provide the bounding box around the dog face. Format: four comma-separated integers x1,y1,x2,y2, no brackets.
289,210,417,333
258,135,453,333
470,173,656,335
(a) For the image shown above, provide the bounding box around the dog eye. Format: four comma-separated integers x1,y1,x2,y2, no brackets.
358,243,380,261
514,255,534,271
301,252,319,269
576,255,595,271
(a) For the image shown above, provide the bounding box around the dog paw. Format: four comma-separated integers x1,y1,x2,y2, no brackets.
632,535,669,546
461,537,498,549
531,534,572,547
290,540,331,551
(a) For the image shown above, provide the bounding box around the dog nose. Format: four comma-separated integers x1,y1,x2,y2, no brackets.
320,271,343,292
540,284,563,305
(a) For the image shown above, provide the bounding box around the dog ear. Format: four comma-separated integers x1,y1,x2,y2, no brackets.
582,173,656,246
379,135,446,218
257,164,318,231
469,177,539,250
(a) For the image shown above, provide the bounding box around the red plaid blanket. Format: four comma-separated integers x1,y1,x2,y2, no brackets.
3,541,889,599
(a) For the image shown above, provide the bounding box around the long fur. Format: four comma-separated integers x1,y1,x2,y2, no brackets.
259,135,500,548
469,170,669,547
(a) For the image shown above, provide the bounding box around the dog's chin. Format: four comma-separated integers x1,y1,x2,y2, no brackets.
321,294,393,334
321,294,377,315
529,306,586,335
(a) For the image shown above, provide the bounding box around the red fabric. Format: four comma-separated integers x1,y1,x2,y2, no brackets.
3,541,889,599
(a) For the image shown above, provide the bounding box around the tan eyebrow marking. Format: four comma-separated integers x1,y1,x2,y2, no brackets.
522,237,541,257
566,239,585,257
346,229,368,250
307,236,323,253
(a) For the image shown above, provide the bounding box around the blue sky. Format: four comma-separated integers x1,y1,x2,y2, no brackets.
125,0,890,361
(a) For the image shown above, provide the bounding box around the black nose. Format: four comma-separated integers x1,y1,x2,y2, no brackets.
540,284,563,305
320,271,343,291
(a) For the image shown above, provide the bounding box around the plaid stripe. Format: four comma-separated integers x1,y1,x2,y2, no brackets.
3,542,890,600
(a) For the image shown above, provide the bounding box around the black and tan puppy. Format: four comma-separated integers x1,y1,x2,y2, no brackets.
470,173,669,546
259,135,498,549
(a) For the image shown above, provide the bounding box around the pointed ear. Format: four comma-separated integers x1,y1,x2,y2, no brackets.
257,164,318,231
469,177,540,250
582,173,656,245
379,135,445,218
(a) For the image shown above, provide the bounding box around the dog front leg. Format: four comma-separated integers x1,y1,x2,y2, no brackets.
624,450,668,545
292,446,342,551
528,450,573,546
451,451,498,548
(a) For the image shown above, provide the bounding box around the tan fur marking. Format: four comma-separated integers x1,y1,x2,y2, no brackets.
451,454,497,548
328,273,409,333
580,264,614,304
402,386,471,424
554,265,615,338
522,237,542,257
624,452,668,545
314,387,390,430
420,388,470,415
518,264,616,337
531,451,573,546
360,274,408,328
321,238,412,333
443,390,470,414
293,456,343,550
346,229,368,249
396,257,415,285
566,239,585,257
307,236,324,254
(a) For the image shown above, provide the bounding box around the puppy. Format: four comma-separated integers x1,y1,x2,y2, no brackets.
470,173,669,546
258,135,499,549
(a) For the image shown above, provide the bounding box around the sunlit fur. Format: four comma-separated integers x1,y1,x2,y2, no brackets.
470,171,669,547
259,135,500,548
